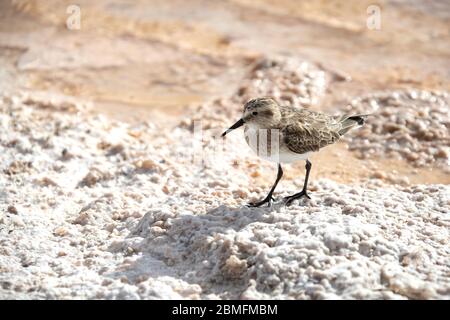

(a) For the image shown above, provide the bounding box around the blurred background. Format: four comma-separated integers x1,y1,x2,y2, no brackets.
1,0,449,122
0,0,449,185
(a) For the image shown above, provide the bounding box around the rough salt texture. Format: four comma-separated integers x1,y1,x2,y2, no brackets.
343,90,450,169
1,90,449,299
232,57,327,108
131,182,449,300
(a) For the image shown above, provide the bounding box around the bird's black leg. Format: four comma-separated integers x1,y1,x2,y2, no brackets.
284,160,312,206
248,164,283,207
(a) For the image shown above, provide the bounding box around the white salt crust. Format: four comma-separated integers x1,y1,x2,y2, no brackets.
1,88,449,299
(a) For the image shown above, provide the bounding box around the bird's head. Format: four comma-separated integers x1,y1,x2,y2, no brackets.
222,97,281,137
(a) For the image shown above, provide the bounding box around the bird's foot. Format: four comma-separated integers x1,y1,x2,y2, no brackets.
247,195,275,208
284,190,311,206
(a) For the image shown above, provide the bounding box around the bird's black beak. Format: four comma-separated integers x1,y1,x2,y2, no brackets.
221,118,245,137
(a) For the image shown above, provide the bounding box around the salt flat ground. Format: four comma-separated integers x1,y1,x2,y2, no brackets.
0,0,449,299
0,84,448,299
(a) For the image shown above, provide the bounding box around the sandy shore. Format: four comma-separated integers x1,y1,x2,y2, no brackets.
0,0,449,299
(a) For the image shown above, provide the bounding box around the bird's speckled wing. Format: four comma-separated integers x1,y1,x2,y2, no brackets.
280,106,341,154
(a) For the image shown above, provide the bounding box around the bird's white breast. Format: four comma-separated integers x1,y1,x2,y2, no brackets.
243,125,311,163
277,150,311,163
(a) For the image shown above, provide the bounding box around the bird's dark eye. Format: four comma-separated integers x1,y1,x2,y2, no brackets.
252,111,258,116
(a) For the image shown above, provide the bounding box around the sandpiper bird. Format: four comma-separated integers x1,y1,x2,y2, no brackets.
222,97,367,207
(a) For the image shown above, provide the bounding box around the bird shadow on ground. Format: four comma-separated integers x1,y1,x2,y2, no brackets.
104,202,285,287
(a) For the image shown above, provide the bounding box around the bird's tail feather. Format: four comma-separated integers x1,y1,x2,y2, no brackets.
338,114,369,135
